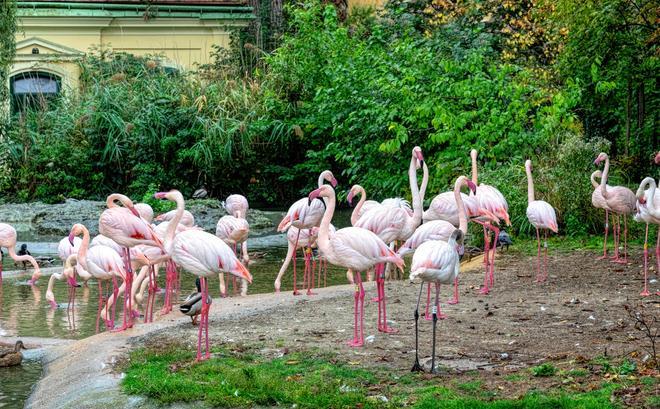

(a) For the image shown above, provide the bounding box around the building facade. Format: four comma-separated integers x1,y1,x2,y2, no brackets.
11,0,253,112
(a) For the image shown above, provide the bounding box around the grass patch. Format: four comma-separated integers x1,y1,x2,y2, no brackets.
121,345,633,408
531,363,557,377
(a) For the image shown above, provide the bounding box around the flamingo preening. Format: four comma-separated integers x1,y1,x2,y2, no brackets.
524,160,558,282
0,223,41,285
635,177,660,296
277,170,338,295
223,194,249,219
153,190,252,361
469,149,510,295
409,229,463,373
215,214,250,296
594,153,636,264
308,185,404,347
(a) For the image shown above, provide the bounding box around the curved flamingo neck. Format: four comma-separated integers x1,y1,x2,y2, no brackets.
317,171,331,187
317,190,336,253
471,150,478,184
418,162,429,210
600,155,610,199
590,171,600,189
106,194,132,209
6,246,40,274
77,225,91,272
643,178,657,212
408,154,422,228
454,177,468,234
351,186,367,226
164,193,185,253
525,162,535,203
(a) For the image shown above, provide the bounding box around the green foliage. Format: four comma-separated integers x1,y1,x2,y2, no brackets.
0,0,17,190
531,363,557,377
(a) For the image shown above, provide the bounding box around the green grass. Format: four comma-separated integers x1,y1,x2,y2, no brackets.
121,345,628,408
530,363,557,377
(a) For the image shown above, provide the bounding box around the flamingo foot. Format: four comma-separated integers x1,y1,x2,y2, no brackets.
105,320,114,330
596,255,608,260
424,314,432,321
111,323,132,332
27,279,36,286
346,339,364,347
640,290,651,297
378,325,398,333
447,298,459,305
292,290,301,296
535,277,545,283
220,292,228,298
371,296,381,303
306,290,318,296
275,288,280,293
612,258,628,265
479,287,490,295
437,313,447,320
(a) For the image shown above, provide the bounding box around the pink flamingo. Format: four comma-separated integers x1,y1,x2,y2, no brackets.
347,185,381,225
525,159,558,282
223,194,249,218
635,177,660,296
277,170,338,295
356,147,426,333
134,203,154,224
309,185,404,347
57,236,92,286
215,215,250,296
69,223,130,332
400,175,476,318
152,190,252,361
0,223,41,285
594,153,637,264
45,254,79,310
274,225,335,293
590,170,614,260
470,149,510,295
409,229,463,373
99,193,164,322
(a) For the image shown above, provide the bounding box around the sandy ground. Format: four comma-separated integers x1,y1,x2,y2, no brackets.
25,248,660,408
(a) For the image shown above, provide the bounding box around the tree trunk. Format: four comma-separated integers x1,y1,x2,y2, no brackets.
270,0,283,36
625,78,631,156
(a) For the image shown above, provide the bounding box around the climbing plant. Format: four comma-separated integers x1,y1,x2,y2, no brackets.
0,0,17,191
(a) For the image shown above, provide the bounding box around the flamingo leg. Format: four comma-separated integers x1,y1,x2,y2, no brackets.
611,214,620,261
292,230,301,296
430,283,440,374
96,281,103,333
489,225,500,287
109,274,119,329
447,277,459,305
543,230,549,282
436,283,447,320
323,258,327,288
378,263,397,333
424,282,432,321
615,216,629,264
641,224,650,296
307,247,317,296
411,283,424,372
204,277,210,359
535,227,542,282
347,271,365,347
196,277,206,361
479,223,491,295
597,210,609,260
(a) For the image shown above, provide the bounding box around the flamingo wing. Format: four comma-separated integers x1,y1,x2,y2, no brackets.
410,240,459,284
526,201,558,232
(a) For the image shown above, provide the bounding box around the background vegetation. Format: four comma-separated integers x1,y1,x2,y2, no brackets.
0,0,657,239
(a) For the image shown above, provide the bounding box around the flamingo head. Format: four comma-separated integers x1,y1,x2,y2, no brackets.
413,146,424,168
46,290,57,309
323,170,338,188
154,191,169,200
655,152,660,165
154,213,165,222
525,159,532,172
69,223,84,245
594,152,608,165
308,185,332,204
638,196,646,205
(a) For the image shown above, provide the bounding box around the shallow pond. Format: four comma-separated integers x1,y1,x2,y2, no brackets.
0,358,42,409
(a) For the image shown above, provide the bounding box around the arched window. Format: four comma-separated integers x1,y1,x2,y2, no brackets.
10,71,61,114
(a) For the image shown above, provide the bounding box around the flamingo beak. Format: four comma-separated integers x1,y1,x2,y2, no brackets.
68,232,76,246
467,180,477,194
347,190,354,206
154,192,167,200
639,197,646,205
308,188,322,205
331,177,338,188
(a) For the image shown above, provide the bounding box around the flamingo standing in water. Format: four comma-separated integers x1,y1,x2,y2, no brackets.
469,149,510,295
278,170,338,295
524,160,558,282
0,223,41,285
409,229,463,373
45,254,79,310
356,147,427,333
152,190,252,361
57,236,92,286
591,170,614,260
215,215,250,296
399,176,476,318
69,223,130,332
99,193,163,325
635,177,660,296
308,185,404,347
594,153,636,264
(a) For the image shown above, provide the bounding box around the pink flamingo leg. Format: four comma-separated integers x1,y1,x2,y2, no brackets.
377,263,397,333
479,223,491,295
535,227,542,282
307,246,317,296
655,228,660,278
447,277,459,304
641,224,650,297
597,210,609,260
424,282,432,320
435,283,447,319
196,277,206,361
614,216,629,264
108,274,119,330
204,277,210,359
611,214,620,261
489,225,500,287
292,229,301,296
96,281,103,333
347,272,359,346
543,230,549,281
323,258,327,288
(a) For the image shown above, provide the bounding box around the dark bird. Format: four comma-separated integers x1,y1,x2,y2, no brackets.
192,187,208,199
0,341,27,367
497,231,513,251
16,244,31,269
179,278,212,325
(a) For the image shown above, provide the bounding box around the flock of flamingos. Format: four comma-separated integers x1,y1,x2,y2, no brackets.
0,148,658,370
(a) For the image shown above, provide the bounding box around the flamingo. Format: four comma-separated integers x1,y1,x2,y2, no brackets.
57,236,92,286
152,190,252,361
525,159,558,282
409,229,463,373
215,215,250,296
399,175,476,317
223,194,249,218
356,147,427,333
591,170,614,260
277,170,338,295
45,254,79,310
99,193,164,321
69,223,129,332
635,177,660,296
134,203,154,224
470,149,510,295
0,223,41,285
308,185,404,347
594,153,637,264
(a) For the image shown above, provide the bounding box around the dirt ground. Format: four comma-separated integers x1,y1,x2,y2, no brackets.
138,247,659,377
